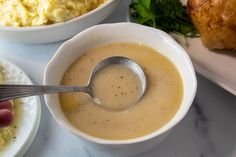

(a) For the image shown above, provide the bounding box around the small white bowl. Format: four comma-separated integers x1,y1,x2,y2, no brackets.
0,0,120,44
44,22,197,157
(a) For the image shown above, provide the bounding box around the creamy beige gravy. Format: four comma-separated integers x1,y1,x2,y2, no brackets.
60,43,183,140
92,64,142,110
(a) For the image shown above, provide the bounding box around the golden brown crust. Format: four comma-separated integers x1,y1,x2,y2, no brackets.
188,0,236,51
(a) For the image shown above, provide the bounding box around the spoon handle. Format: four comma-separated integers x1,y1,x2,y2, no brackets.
0,84,89,102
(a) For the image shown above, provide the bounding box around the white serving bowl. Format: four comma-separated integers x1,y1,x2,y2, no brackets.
44,22,197,157
0,0,119,44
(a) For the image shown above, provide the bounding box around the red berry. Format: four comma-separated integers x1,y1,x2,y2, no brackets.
0,109,14,127
0,101,13,111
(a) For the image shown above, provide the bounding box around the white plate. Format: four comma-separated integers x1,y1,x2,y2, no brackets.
179,0,236,96
181,38,236,96
0,59,41,157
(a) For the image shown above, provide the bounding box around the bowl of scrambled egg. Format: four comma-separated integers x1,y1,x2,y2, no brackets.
0,0,120,43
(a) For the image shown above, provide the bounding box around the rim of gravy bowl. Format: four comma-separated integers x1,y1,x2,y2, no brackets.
44,22,197,145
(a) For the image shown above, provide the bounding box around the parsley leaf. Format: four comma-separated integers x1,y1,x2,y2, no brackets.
130,0,199,37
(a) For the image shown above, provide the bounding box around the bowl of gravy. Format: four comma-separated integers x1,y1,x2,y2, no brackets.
44,22,197,156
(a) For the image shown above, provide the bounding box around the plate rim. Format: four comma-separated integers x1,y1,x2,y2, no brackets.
193,62,236,96
0,58,41,157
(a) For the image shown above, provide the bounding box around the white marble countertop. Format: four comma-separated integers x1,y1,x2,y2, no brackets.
0,0,236,157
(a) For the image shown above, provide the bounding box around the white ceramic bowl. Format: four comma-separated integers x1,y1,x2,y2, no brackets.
44,22,197,157
0,0,119,44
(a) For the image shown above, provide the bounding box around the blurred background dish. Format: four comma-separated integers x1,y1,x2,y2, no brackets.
0,0,120,44
0,0,106,27
0,59,41,157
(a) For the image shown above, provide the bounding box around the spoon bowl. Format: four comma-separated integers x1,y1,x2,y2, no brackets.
88,56,147,110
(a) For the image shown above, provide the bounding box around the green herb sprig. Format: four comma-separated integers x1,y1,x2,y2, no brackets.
129,0,199,37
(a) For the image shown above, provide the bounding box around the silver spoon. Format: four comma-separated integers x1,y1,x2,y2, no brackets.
0,56,147,110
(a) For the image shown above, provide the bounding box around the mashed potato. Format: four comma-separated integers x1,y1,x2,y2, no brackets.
0,0,105,27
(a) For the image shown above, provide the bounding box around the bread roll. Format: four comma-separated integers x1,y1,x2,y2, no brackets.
188,0,236,51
